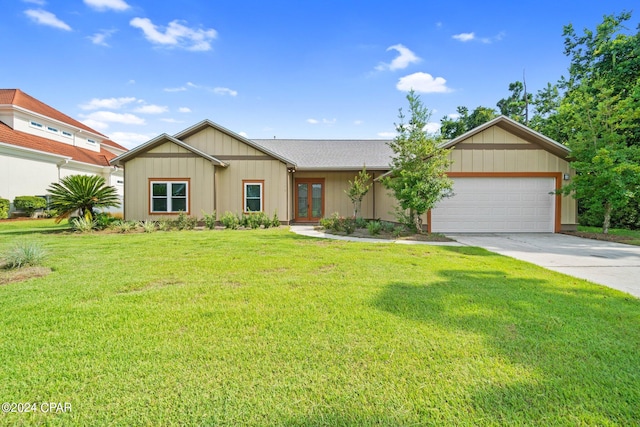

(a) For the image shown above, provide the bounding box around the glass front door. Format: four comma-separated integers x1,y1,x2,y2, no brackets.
295,179,324,221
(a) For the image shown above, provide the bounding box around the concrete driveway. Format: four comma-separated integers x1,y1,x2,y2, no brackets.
446,233,640,298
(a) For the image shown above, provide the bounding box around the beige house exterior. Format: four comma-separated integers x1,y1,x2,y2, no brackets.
111,116,577,232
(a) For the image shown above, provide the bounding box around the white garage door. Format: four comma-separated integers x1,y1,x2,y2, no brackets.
431,177,555,233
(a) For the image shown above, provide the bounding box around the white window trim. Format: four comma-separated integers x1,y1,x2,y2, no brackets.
149,179,190,214
29,120,43,129
46,126,59,134
87,138,97,145
61,131,73,138
243,181,264,213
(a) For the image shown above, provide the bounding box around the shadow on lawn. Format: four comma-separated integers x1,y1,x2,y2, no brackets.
373,270,640,424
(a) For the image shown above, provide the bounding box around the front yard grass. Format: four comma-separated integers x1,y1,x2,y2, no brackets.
1,222,639,425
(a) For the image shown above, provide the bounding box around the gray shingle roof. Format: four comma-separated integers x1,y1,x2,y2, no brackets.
252,139,393,170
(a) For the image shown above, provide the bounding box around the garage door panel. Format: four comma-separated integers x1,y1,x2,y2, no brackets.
431,177,555,233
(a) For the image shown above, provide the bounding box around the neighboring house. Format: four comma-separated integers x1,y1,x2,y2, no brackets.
111,116,577,233
0,89,126,214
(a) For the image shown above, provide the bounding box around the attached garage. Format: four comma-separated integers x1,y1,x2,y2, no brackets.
424,116,576,233
430,175,559,233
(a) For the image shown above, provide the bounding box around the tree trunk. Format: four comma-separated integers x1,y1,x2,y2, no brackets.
603,202,612,234
414,214,423,234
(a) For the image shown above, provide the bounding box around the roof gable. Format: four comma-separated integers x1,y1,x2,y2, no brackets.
174,119,296,167
110,133,227,167
441,115,570,158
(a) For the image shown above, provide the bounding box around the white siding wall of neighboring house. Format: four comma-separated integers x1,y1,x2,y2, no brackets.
0,149,60,209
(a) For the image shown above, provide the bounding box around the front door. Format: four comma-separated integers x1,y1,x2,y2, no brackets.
295,179,324,222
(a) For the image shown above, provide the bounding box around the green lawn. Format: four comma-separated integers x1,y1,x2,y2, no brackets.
1,220,639,426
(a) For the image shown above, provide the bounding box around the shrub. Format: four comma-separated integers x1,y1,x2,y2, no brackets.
94,212,117,230
367,220,382,235
111,220,137,233
392,225,406,238
157,220,171,231
0,198,9,219
70,217,96,233
13,196,47,217
243,212,266,229
3,241,47,269
355,217,368,229
381,221,395,233
140,220,157,233
221,212,241,229
172,212,197,230
271,211,280,228
202,211,217,230
320,213,356,234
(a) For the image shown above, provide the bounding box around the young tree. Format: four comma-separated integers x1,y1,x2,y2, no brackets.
47,174,121,223
497,81,533,123
344,166,371,218
382,90,453,232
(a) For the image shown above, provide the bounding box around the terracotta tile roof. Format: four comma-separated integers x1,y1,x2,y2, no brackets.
0,121,115,167
0,89,127,152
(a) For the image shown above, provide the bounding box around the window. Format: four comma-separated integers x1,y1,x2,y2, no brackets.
87,139,96,144
47,126,59,133
149,179,189,214
62,131,72,138
29,121,43,129
243,180,264,213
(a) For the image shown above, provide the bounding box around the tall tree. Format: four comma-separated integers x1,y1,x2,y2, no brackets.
497,81,533,123
48,174,121,223
382,90,453,232
440,105,497,139
557,12,640,233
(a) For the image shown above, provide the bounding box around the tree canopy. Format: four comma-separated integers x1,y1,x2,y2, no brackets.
48,174,121,223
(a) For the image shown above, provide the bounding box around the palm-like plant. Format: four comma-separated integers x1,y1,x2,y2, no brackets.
47,175,121,223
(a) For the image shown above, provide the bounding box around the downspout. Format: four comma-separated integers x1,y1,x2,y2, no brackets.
213,165,217,214
56,159,69,181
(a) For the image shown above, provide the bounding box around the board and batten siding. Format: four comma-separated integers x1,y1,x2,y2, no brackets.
123,141,215,220
181,127,290,219
445,126,576,227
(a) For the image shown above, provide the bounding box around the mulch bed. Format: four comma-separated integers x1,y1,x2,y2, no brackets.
561,231,638,245
320,227,453,242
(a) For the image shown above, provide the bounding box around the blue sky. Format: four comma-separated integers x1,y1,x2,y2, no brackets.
2,0,637,148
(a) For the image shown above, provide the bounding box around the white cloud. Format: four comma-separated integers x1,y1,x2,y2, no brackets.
80,97,136,110
134,104,168,114
322,118,336,125
213,87,237,96
238,131,248,138
22,0,46,5
377,132,396,138
160,118,183,124
375,44,420,71
81,119,109,131
307,118,319,124
452,32,475,42
178,107,191,113
164,86,187,92
130,17,217,51
24,9,71,31
354,120,363,125
447,113,461,120
480,32,506,44
396,72,452,93
82,111,145,125
424,122,441,134
89,29,116,46
108,132,153,149
84,0,130,11
128,79,136,84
